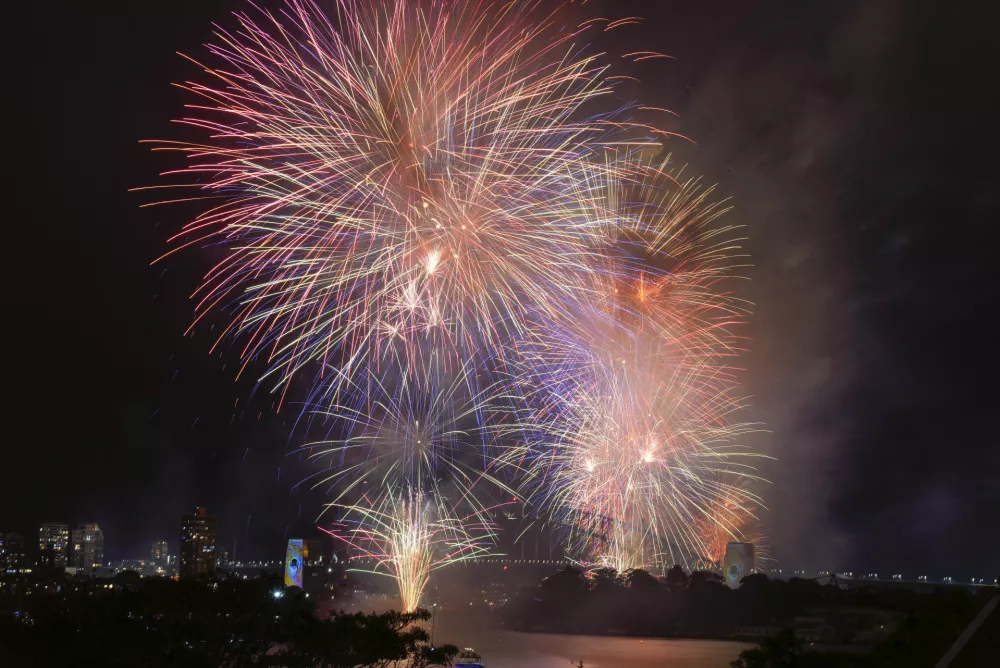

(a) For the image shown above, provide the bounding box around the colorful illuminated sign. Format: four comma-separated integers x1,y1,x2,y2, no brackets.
285,539,305,587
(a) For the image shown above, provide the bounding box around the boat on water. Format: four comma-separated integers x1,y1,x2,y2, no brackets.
453,648,485,667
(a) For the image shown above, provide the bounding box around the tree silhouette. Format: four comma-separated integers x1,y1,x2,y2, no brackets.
665,564,690,592
689,570,725,588
0,578,452,668
625,569,660,593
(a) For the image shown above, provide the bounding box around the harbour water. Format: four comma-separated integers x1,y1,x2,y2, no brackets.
330,593,751,668
432,608,751,668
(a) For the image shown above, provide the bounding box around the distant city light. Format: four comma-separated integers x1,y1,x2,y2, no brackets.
272,589,284,599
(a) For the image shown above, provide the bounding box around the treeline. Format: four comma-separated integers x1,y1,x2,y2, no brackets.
0,574,456,668
504,566,825,635
502,565,988,640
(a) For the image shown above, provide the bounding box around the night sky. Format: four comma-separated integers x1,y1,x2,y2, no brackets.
4,0,997,576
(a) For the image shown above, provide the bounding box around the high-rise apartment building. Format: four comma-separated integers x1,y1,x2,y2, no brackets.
180,507,217,579
151,540,169,569
1,532,26,571
39,522,70,568
71,523,105,570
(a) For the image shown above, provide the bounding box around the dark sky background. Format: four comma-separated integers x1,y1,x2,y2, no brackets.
4,0,997,576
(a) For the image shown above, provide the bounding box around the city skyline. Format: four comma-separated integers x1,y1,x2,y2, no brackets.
2,514,994,587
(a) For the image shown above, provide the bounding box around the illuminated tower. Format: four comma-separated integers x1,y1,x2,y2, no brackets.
1,532,27,570
151,540,169,569
180,507,217,579
723,542,755,588
39,522,70,568
71,523,105,570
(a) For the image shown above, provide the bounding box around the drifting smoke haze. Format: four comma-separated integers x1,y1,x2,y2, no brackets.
602,0,998,572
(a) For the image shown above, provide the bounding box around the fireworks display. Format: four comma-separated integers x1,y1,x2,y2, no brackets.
695,483,770,569
489,159,764,572
496,313,763,572
146,0,651,403
151,0,768,604
322,487,493,612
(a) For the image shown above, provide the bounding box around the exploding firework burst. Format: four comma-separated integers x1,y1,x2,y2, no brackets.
294,357,507,506
298,358,511,606
322,486,493,612
501,334,761,571
143,0,662,403
493,161,765,572
573,157,753,375
694,477,769,569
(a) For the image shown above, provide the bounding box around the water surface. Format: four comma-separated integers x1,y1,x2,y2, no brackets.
434,608,750,668
332,594,750,668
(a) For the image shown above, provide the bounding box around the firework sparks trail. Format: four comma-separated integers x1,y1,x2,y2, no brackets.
143,0,664,404
693,476,770,569
492,163,768,572
300,358,512,607
500,336,763,571
293,357,511,510
322,487,494,612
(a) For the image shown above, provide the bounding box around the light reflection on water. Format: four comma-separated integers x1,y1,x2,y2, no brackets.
330,596,750,668
435,611,750,668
